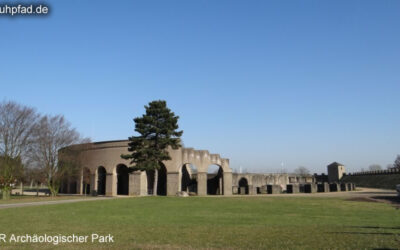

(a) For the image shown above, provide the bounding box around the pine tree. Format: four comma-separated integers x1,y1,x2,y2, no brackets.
121,100,183,193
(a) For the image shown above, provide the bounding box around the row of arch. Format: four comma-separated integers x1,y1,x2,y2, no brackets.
80,163,225,196
236,175,289,195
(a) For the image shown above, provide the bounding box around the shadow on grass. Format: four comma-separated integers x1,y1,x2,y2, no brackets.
371,196,400,204
349,226,400,230
330,232,398,236
359,192,397,195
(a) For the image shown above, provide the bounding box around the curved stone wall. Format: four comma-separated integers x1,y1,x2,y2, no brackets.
59,140,232,196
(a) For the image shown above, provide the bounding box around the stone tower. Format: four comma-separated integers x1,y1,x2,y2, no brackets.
327,162,345,182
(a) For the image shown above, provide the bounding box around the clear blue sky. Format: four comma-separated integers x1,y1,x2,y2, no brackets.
1,0,399,174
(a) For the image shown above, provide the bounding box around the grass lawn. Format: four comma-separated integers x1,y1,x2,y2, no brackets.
0,196,399,249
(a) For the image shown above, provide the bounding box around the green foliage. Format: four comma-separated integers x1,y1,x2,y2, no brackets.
0,155,24,199
122,100,183,171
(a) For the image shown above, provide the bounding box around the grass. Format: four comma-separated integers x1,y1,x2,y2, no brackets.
0,196,399,249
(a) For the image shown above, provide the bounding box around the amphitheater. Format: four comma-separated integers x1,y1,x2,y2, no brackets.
59,140,352,196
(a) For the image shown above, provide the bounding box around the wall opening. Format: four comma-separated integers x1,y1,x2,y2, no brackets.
181,164,198,194
238,177,249,194
117,164,129,195
146,163,167,196
207,165,223,195
82,168,91,195
146,169,155,195
97,166,107,195
157,164,167,196
69,181,77,194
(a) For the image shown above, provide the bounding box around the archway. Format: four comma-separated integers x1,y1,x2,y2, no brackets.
82,168,91,195
97,166,107,195
181,164,198,194
146,169,155,195
238,177,249,195
157,164,167,196
69,180,77,194
146,163,167,196
207,165,223,195
117,164,129,195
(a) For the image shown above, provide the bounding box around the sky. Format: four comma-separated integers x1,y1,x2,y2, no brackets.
0,0,399,174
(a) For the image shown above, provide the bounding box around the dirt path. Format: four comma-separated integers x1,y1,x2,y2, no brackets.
0,196,117,209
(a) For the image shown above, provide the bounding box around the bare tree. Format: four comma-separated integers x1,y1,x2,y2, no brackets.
0,101,39,199
294,166,310,177
394,155,400,169
368,164,382,171
0,101,39,158
30,115,88,196
386,164,395,170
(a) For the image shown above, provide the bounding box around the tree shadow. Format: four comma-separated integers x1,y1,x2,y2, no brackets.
349,226,400,230
329,232,397,236
370,196,400,204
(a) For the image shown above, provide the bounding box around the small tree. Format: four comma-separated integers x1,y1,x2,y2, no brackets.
121,100,183,195
294,166,310,177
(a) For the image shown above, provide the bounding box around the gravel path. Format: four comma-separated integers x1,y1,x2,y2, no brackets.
0,196,116,209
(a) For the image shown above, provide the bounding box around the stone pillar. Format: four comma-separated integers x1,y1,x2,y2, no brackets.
78,172,83,195
324,183,330,192
223,172,232,195
167,172,180,196
130,171,147,196
93,171,98,191
248,185,255,195
129,173,135,196
260,185,268,194
232,186,239,194
106,173,116,196
90,174,96,193
219,177,223,195
197,172,207,196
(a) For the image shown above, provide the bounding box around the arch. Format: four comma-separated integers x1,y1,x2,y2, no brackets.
97,166,107,195
82,168,91,195
145,163,167,196
181,163,198,194
207,164,223,195
146,169,155,195
116,164,129,195
157,164,167,196
238,177,249,195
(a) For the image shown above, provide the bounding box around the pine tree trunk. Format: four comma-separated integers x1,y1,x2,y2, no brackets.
153,169,158,196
